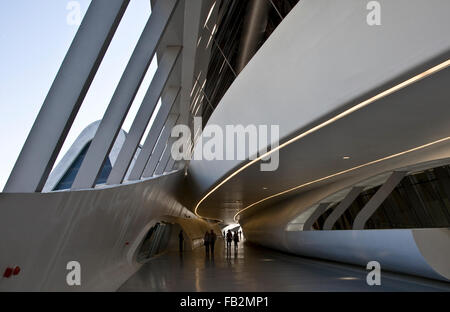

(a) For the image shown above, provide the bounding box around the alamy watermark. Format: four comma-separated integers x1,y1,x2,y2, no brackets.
170,117,280,171
66,1,82,26
66,261,81,286
366,1,381,26
366,261,381,286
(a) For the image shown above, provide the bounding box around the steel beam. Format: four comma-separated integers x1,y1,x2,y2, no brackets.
323,187,364,230
106,47,181,184
142,114,179,178
128,87,180,181
179,0,204,126
164,152,176,173
3,0,129,193
353,171,406,230
154,138,176,175
303,203,331,231
71,0,179,190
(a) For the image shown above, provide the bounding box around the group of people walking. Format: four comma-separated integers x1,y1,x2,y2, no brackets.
179,228,242,257
203,229,217,257
225,230,240,250
204,229,241,256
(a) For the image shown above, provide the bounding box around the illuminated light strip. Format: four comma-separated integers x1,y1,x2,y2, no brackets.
190,92,201,112
190,71,202,98
203,2,216,28
193,95,205,116
206,24,217,49
233,136,450,221
193,59,450,221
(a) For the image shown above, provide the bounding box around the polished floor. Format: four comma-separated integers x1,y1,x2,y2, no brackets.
119,238,450,292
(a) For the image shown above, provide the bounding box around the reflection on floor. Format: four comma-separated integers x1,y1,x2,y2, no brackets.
119,238,450,292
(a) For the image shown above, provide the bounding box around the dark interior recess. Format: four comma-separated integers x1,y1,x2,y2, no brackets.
137,222,173,262
313,165,450,230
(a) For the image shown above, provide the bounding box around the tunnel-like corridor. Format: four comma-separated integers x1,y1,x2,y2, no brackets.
2,0,450,298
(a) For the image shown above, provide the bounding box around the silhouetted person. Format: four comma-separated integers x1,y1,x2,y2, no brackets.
209,230,217,256
226,230,233,249
239,230,242,240
178,230,184,253
233,231,239,249
204,231,210,256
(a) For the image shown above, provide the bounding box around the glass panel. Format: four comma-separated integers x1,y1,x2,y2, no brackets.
307,164,450,231
54,141,113,190
332,186,379,230
367,165,450,229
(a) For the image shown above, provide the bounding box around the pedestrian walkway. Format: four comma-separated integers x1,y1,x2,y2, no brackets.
119,238,450,292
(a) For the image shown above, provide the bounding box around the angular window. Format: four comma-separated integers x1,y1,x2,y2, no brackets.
367,165,450,229
54,142,112,190
137,222,172,262
311,164,450,230
333,186,379,230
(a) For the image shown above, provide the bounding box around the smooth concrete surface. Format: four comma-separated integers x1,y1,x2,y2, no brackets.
244,222,450,281
281,229,450,282
0,170,196,291
119,240,450,292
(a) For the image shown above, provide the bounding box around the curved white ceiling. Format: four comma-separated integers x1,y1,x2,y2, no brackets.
187,0,450,223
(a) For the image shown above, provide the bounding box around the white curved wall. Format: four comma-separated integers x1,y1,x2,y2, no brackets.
0,171,212,291
244,226,450,281
240,149,450,281
281,229,449,281
189,0,450,194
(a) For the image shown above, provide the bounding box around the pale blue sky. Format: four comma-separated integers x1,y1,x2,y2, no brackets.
0,0,158,191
